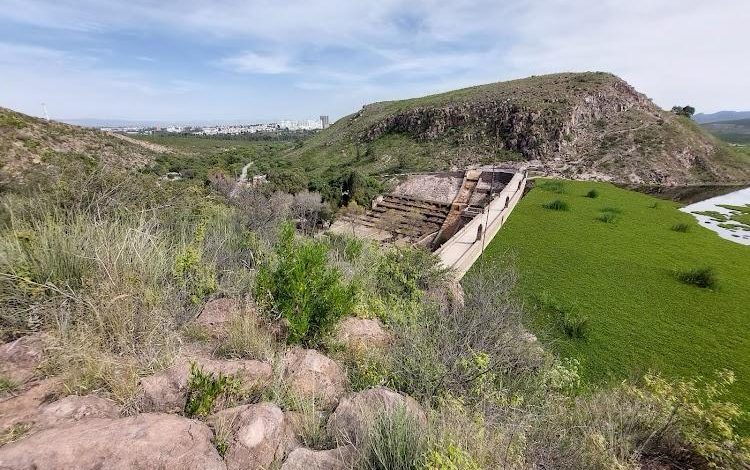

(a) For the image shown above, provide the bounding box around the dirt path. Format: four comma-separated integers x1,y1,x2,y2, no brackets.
106,132,173,154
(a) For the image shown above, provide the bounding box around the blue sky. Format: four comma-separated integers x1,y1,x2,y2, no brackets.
1,0,748,122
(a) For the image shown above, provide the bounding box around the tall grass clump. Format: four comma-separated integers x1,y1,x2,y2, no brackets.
542,199,569,211
585,189,599,198
357,407,426,470
671,223,690,233
676,266,717,289
538,180,566,194
255,222,355,345
596,211,617,223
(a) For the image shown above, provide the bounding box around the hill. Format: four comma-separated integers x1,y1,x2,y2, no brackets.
701,118,750,144
287,72,750,186
0,107,165,190
694,110,750,124
472,179,750,412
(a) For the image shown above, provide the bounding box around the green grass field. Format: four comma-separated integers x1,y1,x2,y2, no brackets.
471,179,750,409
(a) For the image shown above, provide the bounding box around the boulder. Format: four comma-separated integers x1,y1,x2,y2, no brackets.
34,395,120,429
0,334,46,389
139,357,272,412
0,413,225,470
195,298,237,329
208,403,288,470
326,387,426,445
335,317,390,349
282,349,346,409
281,446,356,470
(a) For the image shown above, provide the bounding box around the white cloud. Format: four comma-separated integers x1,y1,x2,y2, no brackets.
219,51,294,74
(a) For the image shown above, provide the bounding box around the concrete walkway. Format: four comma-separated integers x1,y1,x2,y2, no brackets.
435,170,527,279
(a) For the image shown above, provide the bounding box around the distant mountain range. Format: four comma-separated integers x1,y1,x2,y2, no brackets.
693,111,750,124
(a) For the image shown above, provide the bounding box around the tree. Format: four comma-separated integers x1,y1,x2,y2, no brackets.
671,105,696,118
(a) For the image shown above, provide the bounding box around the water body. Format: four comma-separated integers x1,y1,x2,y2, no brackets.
680,187,750,245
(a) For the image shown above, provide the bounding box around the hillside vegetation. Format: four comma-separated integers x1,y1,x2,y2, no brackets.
287,72,750,186
472,179,750,414
0,108,162,190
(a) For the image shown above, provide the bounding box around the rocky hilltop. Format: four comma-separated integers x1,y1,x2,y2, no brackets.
289,72,750,185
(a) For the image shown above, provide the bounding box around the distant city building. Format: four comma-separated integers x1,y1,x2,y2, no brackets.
320,115,330,129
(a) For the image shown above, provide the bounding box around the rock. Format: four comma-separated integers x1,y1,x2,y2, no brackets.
0,379,60,434
335,318,390,349
282,349,346,410
208,403,288,470
139,357,272,413
0,413,225,469
35,395,120,429
0,334,46,389
326,387,426,446
281,446,356,470
195,298,237,330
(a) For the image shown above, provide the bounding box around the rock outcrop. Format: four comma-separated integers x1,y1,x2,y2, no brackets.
0,334,46,392
335,318,390,349
282,349,347,409
208,403,289,470
327,387,427,445
0,413,225,470
281,446,356,470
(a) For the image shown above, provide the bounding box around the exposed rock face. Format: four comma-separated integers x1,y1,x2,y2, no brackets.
288,72,750,186
139,357,272,413
208,403,289,470
327,387,426,445
0,413,225,470
0,334,46,390
0,379,61,435
335,317,390,349
281,446,356,470
282,349,347,409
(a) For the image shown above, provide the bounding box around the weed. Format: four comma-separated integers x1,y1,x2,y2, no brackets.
0,423,31,446
536,293,588,339
676,267,716,289
184,362,243,417
213,419,232,457
584,189,599,198
0,374,20,394
542,200,569,211
671,223,690,233
601,206,622,214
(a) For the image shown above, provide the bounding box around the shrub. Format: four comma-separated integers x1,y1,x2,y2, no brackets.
676,267,716,289
357,406,426,470
184,362,243,417
584,189,599,198
255,223,355,344
173,221,218,304
542,200,569,211
422,441,481,470
671,223,690,233
376,247,446,301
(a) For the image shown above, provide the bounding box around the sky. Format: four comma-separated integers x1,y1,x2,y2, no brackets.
0,0,748,123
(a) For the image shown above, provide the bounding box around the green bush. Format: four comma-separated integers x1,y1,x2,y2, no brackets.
255,223,355,344
422,441,481,470
184,362,243,417
584,189,599,198
173,221,218,304
542,200,569,211
671,223,690,233
676,267,716,289
376,247,446,301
